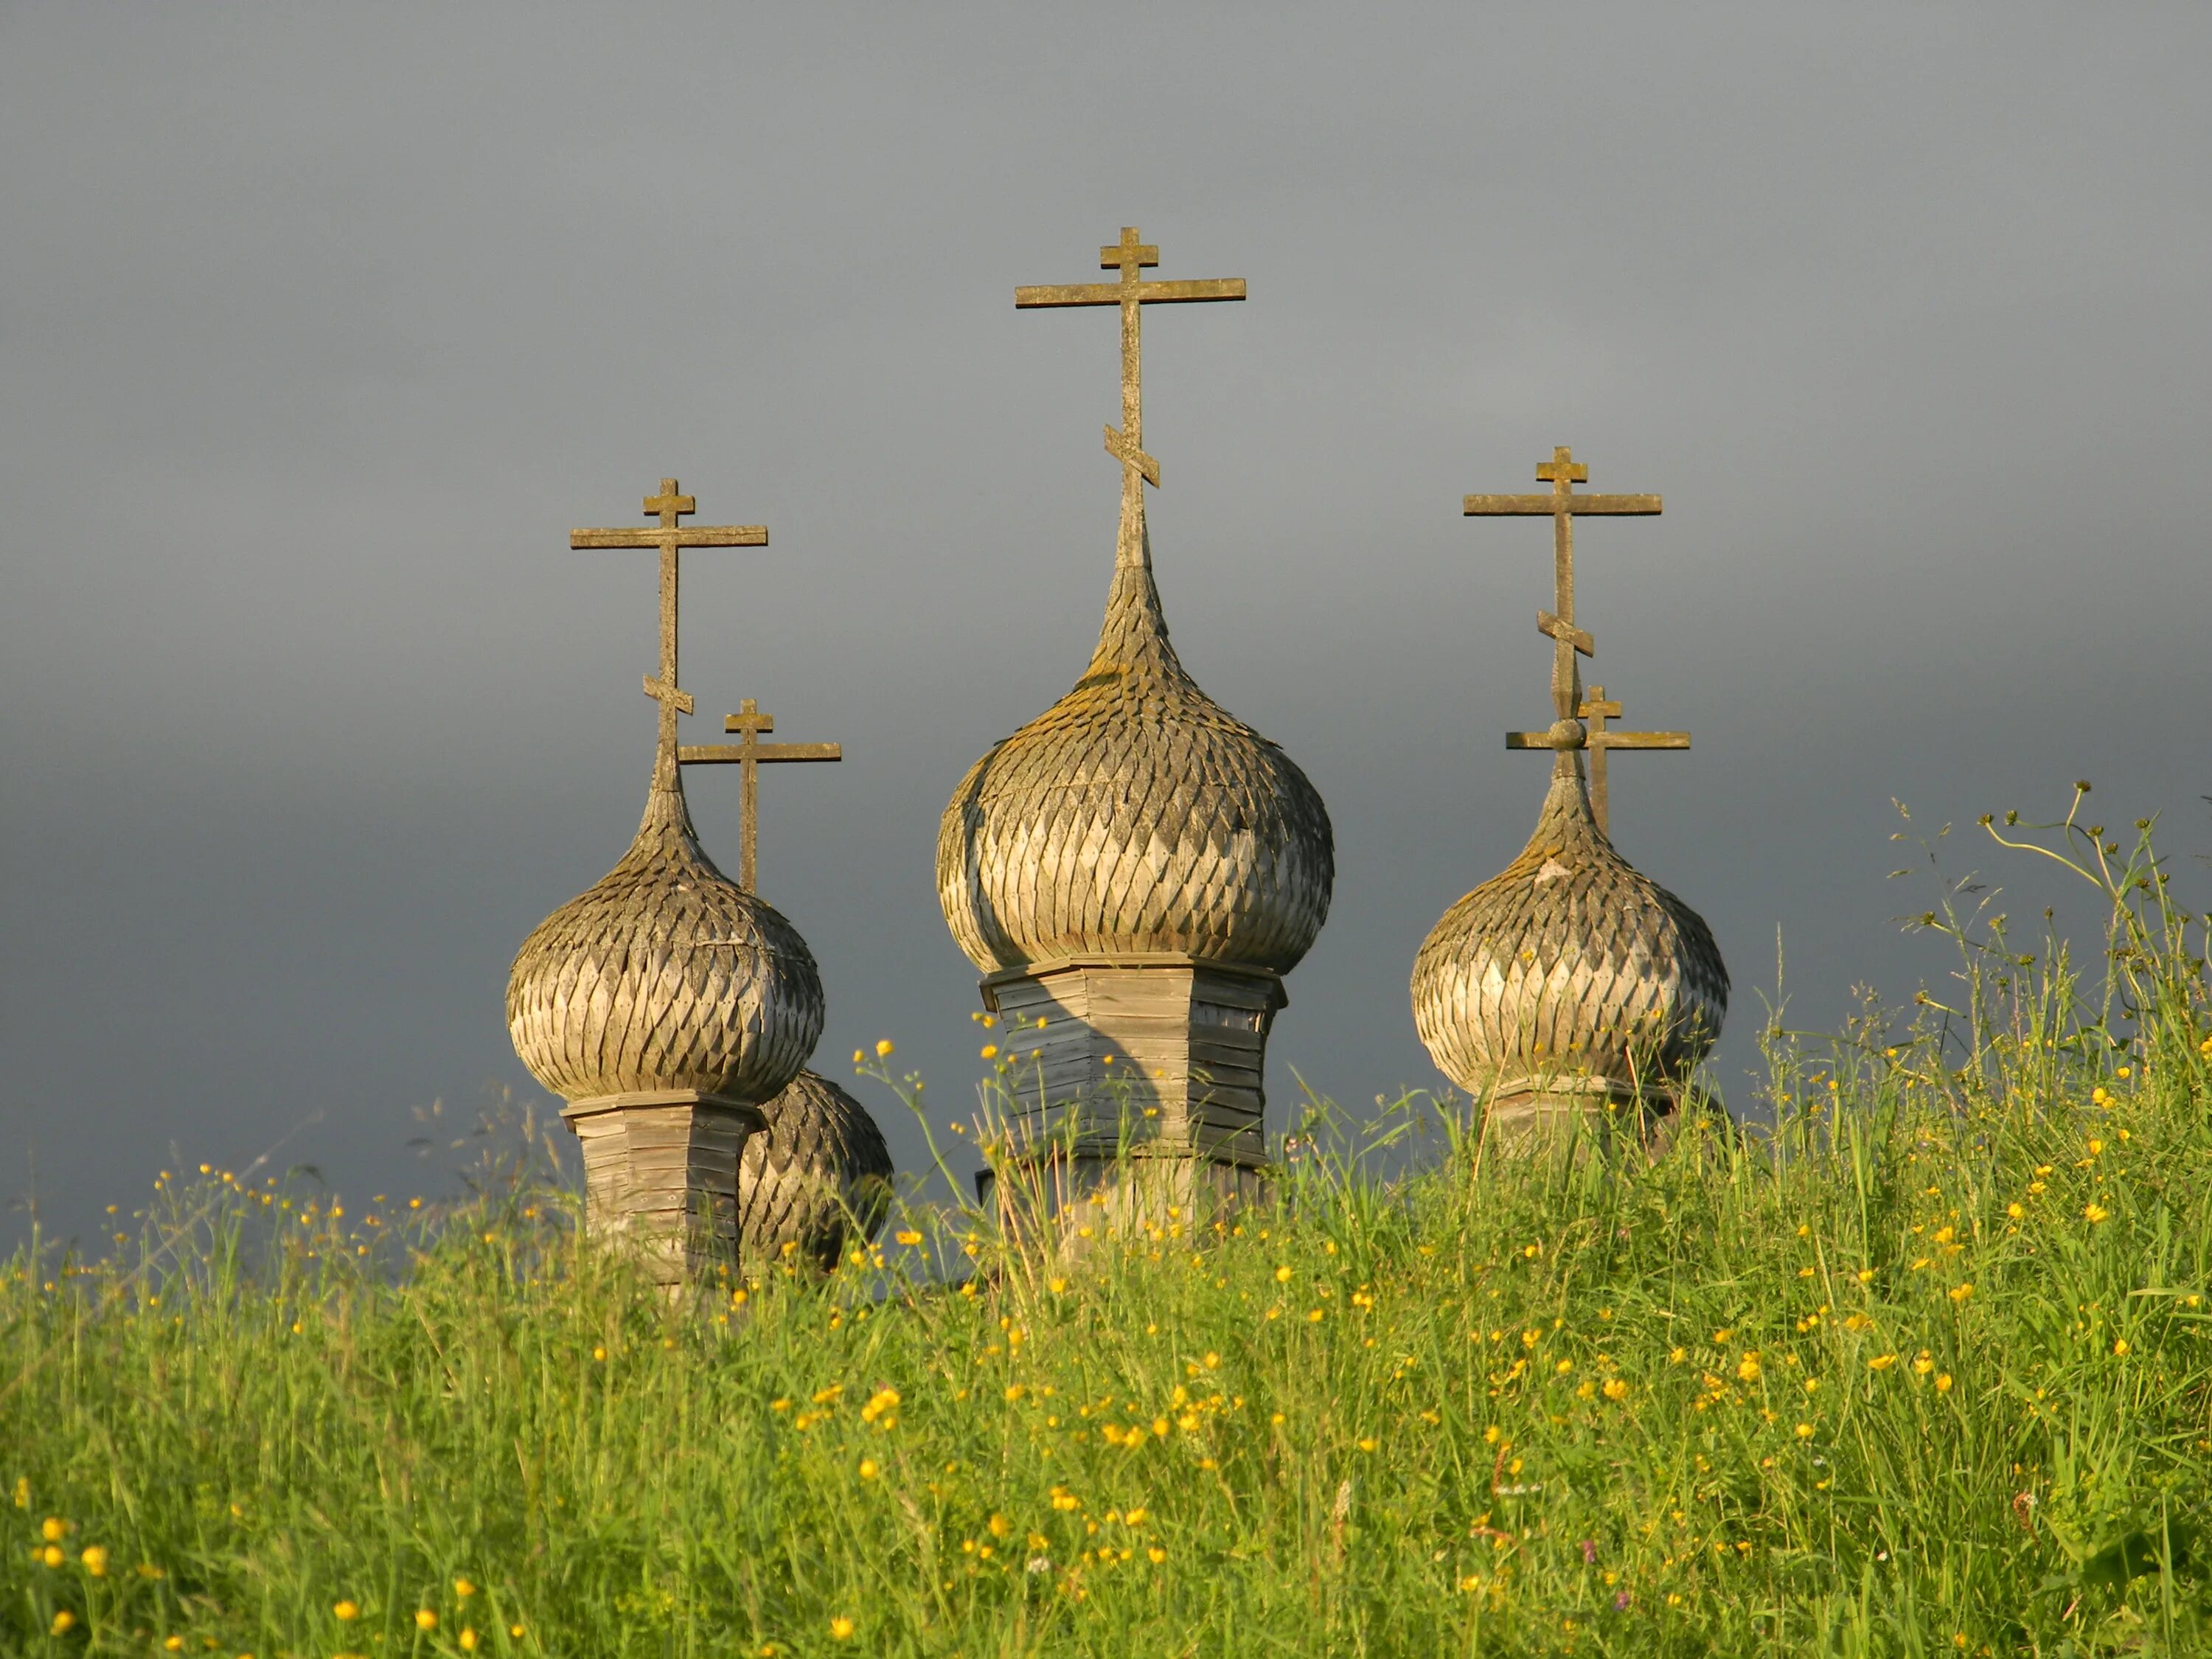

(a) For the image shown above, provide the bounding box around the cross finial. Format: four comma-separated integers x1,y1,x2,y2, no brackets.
1016,228,1245,569
1464,445,1663,735
1559,683,1691,836
571,479,770,788
678,696,841,892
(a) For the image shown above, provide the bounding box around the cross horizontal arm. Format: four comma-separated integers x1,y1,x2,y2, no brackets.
644,675,695,714
1537,611,1595,657
1015,279,1247,308
1462,493,1662,517
678,743,842,765
1105,425,1160,486
1505,730,1580,751
571,526,769,549
1587,731,1690,751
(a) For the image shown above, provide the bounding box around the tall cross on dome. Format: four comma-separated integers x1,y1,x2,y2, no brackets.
1466,445,1661,722
571,479,769,788
1016,226,1245,566
679,698,841,892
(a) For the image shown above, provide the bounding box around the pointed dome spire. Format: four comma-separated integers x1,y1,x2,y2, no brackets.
937,505,1333,973
1413,752,1727,1108
509,763,824,1107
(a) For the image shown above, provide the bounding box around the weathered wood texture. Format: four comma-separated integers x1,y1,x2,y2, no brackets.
1411,755,1728,1113
936,524,1334,973
562,1093,766,1284
508,774,824,1105
737,1068,894,1275
981,956,1285,1168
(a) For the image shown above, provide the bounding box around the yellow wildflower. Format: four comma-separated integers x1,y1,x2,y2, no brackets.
416,1610,439,1631
80,1544,108,1576
2084,1203,2110,1224
1935,1373,1953,1392
41,1517,63,1543
830,1615,857,1640
1869,1353,1897,1371
335,1601,361,1621
50,1611,75,1636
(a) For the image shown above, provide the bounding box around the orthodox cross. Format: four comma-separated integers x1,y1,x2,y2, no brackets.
1465,445,1660,723
678,698,841,893
1015,226,1245,560
1564,684,1689,837
571,479,768,787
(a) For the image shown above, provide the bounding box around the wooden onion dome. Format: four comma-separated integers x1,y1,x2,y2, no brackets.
1416,444,1727,1132
507,477,827,1281
507,770,824,1109
936,229,1332,1204
937,523,1333,974
737,1068,895,1274
1411,746,1726,1113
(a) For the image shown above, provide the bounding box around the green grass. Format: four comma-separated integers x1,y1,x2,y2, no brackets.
5,798,2211,1657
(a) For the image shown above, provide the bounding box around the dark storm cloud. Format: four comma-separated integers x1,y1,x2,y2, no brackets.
4,2,2208,1243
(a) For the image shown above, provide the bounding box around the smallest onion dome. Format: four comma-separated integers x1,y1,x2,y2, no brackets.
1412,750,1728,1109
737,1069,895,1273
507,774,824,1107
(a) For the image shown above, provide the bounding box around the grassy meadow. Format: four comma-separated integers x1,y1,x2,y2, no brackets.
6,798,2212,1657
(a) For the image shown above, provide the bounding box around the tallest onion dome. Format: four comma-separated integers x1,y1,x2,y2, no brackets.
507,768,824,1106
938,521,1333,974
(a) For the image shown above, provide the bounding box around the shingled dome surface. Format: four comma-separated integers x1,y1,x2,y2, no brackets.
738,1068,895,1273
938,526,1334,974
1411,757,1728,1105
508,775,824,1105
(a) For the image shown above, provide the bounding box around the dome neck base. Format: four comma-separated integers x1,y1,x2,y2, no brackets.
561,1090,770,1286
975,956,1286,1194
1472,1081,1686,1163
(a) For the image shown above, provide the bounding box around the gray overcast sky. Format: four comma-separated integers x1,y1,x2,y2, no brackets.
4,2,2208,1247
